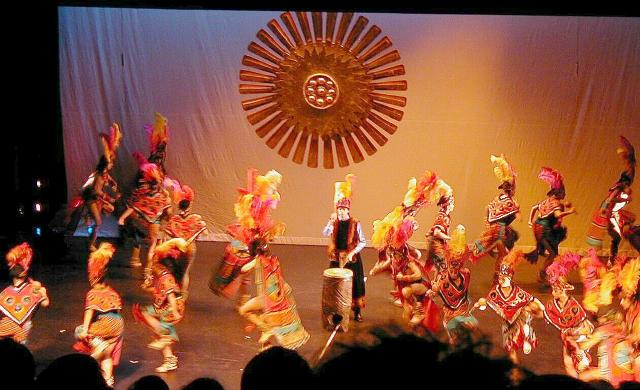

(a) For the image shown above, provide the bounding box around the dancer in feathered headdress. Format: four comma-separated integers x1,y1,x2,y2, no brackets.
542,253,594,377
525,167,577,284
145,112,169,174
73,243,123,387
587,136,637,264
119,143,172,287
0,243,50,344
424,178,455,276
429,225,478,343
163,184,207,293
228,169,309,351
322,174,367,322
71,123,122,252
370,210,441,332
132,238,190,373
470,154,521,281
473,249,544,366
618,257,640,381
577,254,638,385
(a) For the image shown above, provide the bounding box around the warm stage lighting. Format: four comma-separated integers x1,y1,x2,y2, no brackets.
34,202,42,212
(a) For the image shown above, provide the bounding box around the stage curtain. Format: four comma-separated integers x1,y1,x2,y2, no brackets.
59,8,640,252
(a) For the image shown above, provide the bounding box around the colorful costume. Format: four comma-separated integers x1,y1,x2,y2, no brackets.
209,238,253,306
471,155,520,278
424,179,454,275
323,174,366,321
0,243,49,344
618,257,640,381
525,167,576,282
120,160,171,288
68,124,122,251
370,209,441,332
433,225,478,342
587,135,636,262
73,243,124,387
476,249,544,364
121,113,172,271
233,169,309,351
132,238,189,373
164,184,206,293
543,253,594,378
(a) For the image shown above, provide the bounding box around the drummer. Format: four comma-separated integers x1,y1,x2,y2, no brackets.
322,174,367,322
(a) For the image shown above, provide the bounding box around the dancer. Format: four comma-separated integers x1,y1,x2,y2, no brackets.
163,184,207,294
424,178,454,277
587,135,636,264
474,249,544,366
525,167,576,283
471,154,520,279
123,113,170,268
71,123,122,252
617,257,639,381
322,174,366,322
132,238,189,373
543,253,594,378
73,243,124,387
119,160,171,289
370,209,440,331
233,169,310,351
430,225,478,343
577,258,637,386
0,243,50,344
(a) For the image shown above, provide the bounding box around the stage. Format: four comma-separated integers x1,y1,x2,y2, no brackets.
22,236,579,389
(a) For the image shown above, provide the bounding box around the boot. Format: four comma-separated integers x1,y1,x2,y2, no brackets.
155,355,178,373
354,307,363,322
409,301,425,327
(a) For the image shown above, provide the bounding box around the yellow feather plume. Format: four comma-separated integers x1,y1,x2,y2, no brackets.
449,225,467,258
619,257,640,297
402,177,418,208
430,179,453,203
490,154,514,185
372,206,403,249
334,174,355,205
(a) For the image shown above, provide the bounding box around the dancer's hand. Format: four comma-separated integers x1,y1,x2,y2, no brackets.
329,213,337,223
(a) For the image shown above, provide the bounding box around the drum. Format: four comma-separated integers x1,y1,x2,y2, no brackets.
321,268,353,332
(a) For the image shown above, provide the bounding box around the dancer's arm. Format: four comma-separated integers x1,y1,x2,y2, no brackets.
347,222,367,262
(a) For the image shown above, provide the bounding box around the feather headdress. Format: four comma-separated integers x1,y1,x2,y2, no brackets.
99,123,122,164
230,168,284,245
618,257,640,298
498,249,524,277
538,167,565,196
490,154,516,192
145,112,169,156
402,170,437,213
88,242,115,285
334,174,356,209
546,252,580,289
5,242,33,274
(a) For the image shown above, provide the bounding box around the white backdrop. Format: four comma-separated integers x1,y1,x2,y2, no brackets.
59,8,640,252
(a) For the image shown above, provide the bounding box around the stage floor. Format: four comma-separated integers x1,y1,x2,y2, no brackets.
22,238,577,389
